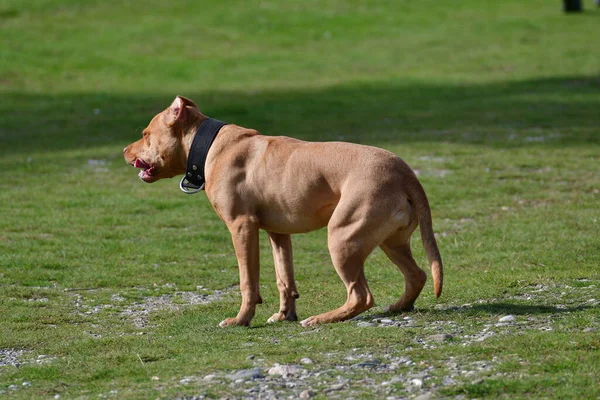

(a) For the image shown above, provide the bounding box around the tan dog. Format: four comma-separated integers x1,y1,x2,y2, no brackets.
124,96,443,327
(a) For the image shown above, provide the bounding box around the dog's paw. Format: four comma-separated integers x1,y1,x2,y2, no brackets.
218,317,250,328
267,311,298,323
267,312,285,323
300,316,319,327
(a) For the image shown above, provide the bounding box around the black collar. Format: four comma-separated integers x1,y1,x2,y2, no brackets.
179,118,227,193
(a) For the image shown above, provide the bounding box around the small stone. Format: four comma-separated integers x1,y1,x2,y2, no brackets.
267,364,304,376
380,318,394,324
8,385,18,390
22,382,32,387
110,294,125,302
426,333,453,342
353,359,381,368
299,389,314,398
151,376,159,381
442,376,456,386
475,332,495,342
357,322,378,327
326,383,345,392
472,361,490,370
498,315,515,323
179,376,196,385
226,368,264,381
414,393,434,400
409,378,423,387
300,358,313,364
203,374,216,381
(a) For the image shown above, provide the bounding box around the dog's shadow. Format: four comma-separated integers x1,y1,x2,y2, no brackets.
354,301,595,321
464,302,594,315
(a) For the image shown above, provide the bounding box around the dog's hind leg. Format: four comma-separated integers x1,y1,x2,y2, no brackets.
267,232,299,323
300,241,374,327
300,198,386,327
380,230,427,312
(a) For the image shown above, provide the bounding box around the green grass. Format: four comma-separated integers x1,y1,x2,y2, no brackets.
1,0,599,398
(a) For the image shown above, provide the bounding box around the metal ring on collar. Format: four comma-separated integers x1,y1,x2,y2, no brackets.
179,175,204,194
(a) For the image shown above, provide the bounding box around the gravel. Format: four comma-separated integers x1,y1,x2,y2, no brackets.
0,349,26,368
6,280,597,399
119,288,236,328
169,279,599,399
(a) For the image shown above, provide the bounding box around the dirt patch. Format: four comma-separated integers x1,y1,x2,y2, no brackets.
121,288,236,328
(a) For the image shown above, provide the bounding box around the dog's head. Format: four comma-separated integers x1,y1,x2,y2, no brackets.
124,96,202,183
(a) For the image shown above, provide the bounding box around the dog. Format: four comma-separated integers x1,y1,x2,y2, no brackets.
124,96,443,327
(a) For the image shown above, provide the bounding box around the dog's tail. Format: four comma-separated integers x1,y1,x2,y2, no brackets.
407,178,443,298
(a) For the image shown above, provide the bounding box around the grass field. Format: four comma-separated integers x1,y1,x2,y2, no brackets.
1,0,599,398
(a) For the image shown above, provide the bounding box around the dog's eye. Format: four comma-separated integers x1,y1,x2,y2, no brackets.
142,131,149,138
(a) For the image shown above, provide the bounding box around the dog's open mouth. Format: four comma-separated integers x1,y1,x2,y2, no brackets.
134,158,156,182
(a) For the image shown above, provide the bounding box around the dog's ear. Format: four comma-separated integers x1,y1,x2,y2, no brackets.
167,96,185,126
178,96,198,109
167,96,199,127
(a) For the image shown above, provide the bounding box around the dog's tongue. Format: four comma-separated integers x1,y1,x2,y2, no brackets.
134,159,150,169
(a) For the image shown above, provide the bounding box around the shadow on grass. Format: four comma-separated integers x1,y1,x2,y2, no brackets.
468,302,592,315
1,75,599,157
416,302,593,317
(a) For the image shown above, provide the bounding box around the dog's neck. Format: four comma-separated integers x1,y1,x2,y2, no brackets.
182,113,208,156
179,118,228,193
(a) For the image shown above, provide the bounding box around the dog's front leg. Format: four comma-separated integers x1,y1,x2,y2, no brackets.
266,232,299,323
219,216,262,327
